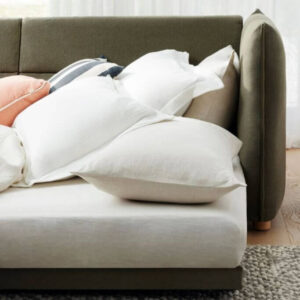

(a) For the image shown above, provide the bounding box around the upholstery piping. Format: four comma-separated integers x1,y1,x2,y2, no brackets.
260,23,266,220
0,81,48,112
17,19,22,75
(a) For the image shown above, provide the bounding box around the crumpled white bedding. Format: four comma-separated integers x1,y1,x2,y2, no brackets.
0,125,25,192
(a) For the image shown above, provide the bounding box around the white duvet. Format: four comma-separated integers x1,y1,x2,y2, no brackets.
0,126,25,192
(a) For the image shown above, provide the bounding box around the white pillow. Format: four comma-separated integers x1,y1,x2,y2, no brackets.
73,117,246,204
116,49,223,116
13,76,171,186
195,45,240,78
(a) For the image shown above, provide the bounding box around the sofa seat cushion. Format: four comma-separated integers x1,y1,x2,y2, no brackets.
0,160,246,269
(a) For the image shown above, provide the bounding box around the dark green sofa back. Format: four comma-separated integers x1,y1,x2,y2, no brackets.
238,11,286,222
0,16,243,79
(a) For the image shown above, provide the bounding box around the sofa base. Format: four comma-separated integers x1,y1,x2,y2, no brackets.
0,267,242,290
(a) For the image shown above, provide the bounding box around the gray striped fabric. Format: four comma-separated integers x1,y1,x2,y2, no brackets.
49,57,123,93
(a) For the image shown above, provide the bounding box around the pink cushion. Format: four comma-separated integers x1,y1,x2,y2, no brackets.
0,75,50,126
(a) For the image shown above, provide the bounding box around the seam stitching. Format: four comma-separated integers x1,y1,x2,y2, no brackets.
0,81,48,112
17,19,22,75
260,23,266,220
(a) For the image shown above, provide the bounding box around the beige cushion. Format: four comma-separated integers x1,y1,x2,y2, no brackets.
184,53,239,130
0,159,246,268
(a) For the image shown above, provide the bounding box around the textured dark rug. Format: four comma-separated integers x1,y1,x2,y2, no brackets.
0,245,299,300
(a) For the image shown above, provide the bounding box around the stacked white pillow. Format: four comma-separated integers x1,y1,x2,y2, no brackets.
116,49,223,115
73,117,245,204
13,76,171,186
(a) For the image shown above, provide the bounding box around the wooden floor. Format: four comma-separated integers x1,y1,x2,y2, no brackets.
247,149,300,245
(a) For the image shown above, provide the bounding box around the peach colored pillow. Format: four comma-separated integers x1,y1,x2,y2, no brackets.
0,75,50,127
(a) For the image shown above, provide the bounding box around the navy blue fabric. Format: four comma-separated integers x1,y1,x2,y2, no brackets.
99,66,123,78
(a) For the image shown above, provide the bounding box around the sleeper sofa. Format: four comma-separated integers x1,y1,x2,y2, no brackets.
0,11,285,290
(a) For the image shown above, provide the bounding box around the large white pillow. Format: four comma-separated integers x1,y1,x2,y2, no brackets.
13,76,171,186
73,117,246,204
116,49,223,115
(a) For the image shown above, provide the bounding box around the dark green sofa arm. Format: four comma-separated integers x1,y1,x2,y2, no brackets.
238,10,286,222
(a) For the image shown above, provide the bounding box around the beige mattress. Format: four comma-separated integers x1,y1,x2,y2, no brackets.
0,160,247,269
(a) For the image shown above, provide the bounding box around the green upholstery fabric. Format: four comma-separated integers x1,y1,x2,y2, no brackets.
0,19,21,73
238,11,286,221
0,73,18,78
19,73,54,80
19,17,242,72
